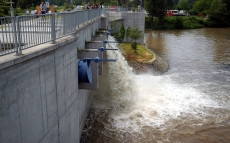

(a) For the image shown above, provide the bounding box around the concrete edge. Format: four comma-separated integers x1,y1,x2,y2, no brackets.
85,41,103,43
76,16,102,32
146,48,156,63
0,35,79,70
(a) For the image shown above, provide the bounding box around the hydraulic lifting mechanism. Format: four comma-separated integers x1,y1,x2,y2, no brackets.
78,30,119,83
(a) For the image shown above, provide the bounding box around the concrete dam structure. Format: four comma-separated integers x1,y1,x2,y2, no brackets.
0,11,145,143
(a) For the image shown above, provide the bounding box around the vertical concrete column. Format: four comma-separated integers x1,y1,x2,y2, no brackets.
101,17,107,29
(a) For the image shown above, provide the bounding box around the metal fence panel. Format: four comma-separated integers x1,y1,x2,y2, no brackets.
0,17,17,55
0,9,107,56
17,14,53,50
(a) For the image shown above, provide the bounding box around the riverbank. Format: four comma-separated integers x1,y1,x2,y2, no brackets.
119,43,169,74
145,16,205,30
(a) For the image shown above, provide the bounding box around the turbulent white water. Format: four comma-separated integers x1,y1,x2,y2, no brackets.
86,34,230,142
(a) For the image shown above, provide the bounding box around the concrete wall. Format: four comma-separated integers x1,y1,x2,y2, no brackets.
0,12,143,143
0,16,103,143
107,12,145,43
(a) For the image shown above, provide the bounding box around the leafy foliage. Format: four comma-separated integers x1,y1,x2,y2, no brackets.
131,42,137,52
129,27,143,52
205,0,229,27
177,0,191,11
126,26,131,41
73,0,82,5
129,27,143,43
0,0,11,17
120,24,125,41
17,0,40,9
162,16,204,29
14,8,26,16
192,0,212,14
174,17,184,29
109,20,124,43
222,0,230,20
144,0,230,28
144,0,168,29
64,3,75,11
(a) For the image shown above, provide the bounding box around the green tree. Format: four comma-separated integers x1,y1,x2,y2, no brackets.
120,24,125,41
126,26,131,42
144,0,167,29
110,23,123,43
0,8,5,17
174,0,180,4
110,0,117,5
188,0,196,5
64,2,75,11
177,0,190,11
57,0,65,6
119,0,129,6
222,0,230,20
73,0,82,5
167,0,175,10
17,0,40,9
206,0,229,27
129,27,143,52
0,0,11,17
0,1,6,17
193,0,213,14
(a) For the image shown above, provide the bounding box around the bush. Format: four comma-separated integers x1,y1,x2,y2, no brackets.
183,16,204,29
14,7,25,16
162,17,177,29
110,26,123,43
145,16,152,29
204,19,215,27
189,10,199,16
204,18,229,27
146,14,229,29
131,42,137,52
146,17,160,29
175,17,184,29
28,7,36,12
159,16,205,30
120,24,125,41
64,3,74,11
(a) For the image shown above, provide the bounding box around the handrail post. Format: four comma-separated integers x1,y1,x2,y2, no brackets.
0,40,2,53
51,14,56,44
74,11,77,30
10,7,14,17
12,17,18,55
63,13,66,35
16,17,22,56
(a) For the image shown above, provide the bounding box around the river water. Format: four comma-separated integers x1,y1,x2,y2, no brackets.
81,28,230,143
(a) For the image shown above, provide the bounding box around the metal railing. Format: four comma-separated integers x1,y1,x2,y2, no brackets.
0,8,107,56
103,6,145,12
0,16,17,55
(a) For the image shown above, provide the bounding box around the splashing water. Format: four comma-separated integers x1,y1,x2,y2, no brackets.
84,36,230,143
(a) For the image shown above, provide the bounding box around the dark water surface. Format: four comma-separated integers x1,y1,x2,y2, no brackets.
81,28,230,143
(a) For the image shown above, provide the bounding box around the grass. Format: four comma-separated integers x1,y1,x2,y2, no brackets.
119,43,154,63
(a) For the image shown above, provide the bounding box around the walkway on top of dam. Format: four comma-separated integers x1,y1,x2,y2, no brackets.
0,7,145,57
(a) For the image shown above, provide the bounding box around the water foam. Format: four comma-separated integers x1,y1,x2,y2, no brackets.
93,36,230,134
